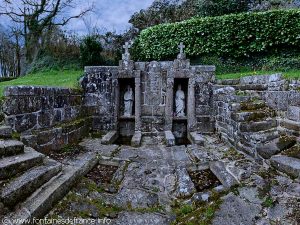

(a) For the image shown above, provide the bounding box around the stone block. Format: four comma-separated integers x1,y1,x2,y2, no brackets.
239,119,277,132
165,131,175,147
21,135,38,149
287,106,300,122
131,131,142,147
188,132,205,146
102,131,118,145
0,126,12,138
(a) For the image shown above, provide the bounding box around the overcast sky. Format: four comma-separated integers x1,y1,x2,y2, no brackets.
71,0,153,34
0,0,153,34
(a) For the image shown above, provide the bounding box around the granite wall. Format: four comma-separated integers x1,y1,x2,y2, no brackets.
214,74,300,157
3,86,90,153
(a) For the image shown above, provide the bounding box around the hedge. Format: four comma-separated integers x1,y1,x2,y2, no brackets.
132,10,300,61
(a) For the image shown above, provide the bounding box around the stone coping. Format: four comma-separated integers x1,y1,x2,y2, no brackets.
4,85,82,97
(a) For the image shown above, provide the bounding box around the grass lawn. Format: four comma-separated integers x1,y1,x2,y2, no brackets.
217,69,300,80
0,69,83,96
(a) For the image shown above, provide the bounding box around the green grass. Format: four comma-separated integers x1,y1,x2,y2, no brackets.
217,69,300,80
0,69,83,96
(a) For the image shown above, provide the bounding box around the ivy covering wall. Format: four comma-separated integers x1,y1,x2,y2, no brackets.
132,10,300,61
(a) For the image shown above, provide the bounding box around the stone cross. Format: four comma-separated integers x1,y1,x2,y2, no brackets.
178,42,185,54
123,42,131,55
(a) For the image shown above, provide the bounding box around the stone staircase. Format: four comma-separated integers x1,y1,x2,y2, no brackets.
0,125,62,219
0,124,98,224
216,79,300,179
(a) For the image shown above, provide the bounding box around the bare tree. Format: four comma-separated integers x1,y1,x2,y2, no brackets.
0,0,92,63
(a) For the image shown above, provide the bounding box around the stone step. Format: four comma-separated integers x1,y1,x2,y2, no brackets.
238,128,280,144
0,140,24,158
216,79,240,85
0,126,12,139
270,155,300,178
233,84,268,91
0,147,44,180
236,142,256,157
1,159,62,208
280,119,300,133
5,152,98,223
257,136,297,159
232,109,275,122
240,100,266,111
239,119,277,133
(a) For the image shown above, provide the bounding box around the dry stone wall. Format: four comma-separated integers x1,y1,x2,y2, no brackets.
214,74,300,158
3,86,90,153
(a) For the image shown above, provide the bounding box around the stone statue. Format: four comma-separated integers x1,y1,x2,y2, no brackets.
124,85,134,116
175,84,185,117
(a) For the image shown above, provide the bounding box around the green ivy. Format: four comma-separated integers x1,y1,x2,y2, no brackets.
132,10,300,61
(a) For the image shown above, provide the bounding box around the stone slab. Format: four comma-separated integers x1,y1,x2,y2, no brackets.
175,167,196,198
210,161,239,188
212,193,261,225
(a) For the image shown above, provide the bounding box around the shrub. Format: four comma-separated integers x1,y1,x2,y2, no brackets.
132,10,300,61
197,0,249,17
80,35,104,66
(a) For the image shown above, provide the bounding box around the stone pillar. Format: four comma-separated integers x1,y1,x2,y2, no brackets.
187,78,196,132
113,78,119,131
165,75,174,131
135,71,141,131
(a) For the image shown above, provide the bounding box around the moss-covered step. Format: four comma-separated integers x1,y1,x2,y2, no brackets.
257,136,297,159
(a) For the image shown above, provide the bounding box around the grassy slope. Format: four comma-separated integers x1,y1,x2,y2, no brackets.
1,69,299,96
217,69,300,80
0,69,83,96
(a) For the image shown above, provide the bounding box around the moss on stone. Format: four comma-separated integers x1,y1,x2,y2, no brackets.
240,101,265,111
282,145,300,159
222,147,245,161
12,131,20,140
277,135,297,151
171,191,225,225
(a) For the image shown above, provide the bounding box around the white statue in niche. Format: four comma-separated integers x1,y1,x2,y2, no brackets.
175,84,185,117
124,85,134,117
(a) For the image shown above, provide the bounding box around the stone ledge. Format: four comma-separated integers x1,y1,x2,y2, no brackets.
4,86,81,97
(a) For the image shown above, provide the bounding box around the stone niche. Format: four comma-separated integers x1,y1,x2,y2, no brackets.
172,78,190,145
118,78,135,140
